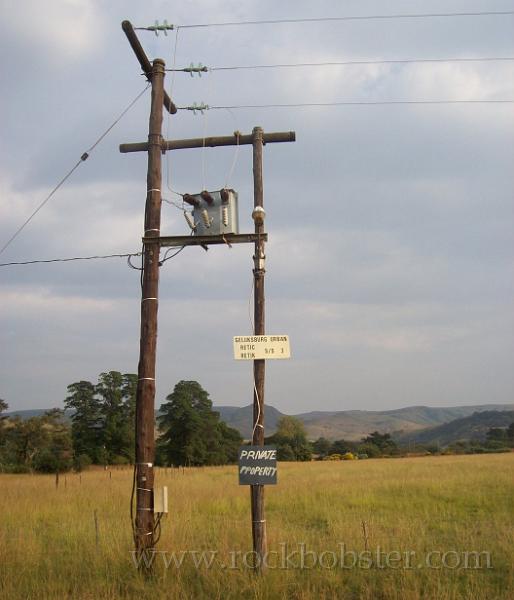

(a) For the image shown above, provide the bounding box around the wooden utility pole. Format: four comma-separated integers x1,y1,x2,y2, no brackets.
251,126,267,568
120,16,295,577
134,57,165,565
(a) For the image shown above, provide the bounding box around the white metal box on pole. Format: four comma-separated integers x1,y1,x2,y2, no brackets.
189,189,239,236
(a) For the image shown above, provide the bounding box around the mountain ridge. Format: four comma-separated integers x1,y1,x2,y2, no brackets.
7,403,513,442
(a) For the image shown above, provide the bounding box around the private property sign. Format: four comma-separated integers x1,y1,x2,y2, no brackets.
238,445,278,485
233,335,291,360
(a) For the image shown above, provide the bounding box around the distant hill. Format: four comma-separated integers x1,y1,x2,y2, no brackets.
216,405,285,439
216,403,514,441
6,403,514,442
5,408,73,420
395,410,514,446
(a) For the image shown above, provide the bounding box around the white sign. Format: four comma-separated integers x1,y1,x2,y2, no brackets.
233,335,291,360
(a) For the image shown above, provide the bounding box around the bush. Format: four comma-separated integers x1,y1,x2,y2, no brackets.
357,443,381,458
0,464,32,474
276,444,295,461
110,454,131,465
33,450,72,473
484,447,511,454
74,454,92,472
342,452,356,460
323,454,342,461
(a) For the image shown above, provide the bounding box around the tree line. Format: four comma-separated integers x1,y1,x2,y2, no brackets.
2,378,513,473
0,377,244,473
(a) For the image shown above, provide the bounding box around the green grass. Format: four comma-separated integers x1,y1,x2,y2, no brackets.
1,454,513,599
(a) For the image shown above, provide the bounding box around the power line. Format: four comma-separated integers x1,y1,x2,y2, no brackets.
207,56,514,72
178,99,514,111
177,10,514,29
0,84,150,258
0,252,142,268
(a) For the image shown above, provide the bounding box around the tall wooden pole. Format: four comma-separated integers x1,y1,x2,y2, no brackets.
251,125,267,569
134,57,165,566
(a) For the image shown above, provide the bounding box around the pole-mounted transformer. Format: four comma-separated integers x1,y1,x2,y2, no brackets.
183,189,239,236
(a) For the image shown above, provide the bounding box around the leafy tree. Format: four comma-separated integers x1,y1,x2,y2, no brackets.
0,399,8,449
267,416,312,461
216,420,243,463
65,381,102,463
330,439,358,455
121,373,137,461
5,416,49,467
356,442,381,458
96,371,134,462
312,437,332,458
158,381,242,467
65,372,137,465
362,431,397,455
486,427,507,442
2,410,72,472
277,443,296,461
33,410,73,473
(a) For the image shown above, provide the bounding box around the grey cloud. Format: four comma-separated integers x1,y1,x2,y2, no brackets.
0,0,512,412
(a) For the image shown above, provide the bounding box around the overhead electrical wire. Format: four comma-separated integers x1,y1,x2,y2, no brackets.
207,56,514,72
0,252,142,268
0,84,150,258
178,99,514,111
176,10,514,29
165,29,182,200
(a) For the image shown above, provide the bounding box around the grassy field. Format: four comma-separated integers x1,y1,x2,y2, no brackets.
0,453,513,599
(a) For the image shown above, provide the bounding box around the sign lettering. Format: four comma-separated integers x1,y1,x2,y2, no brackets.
238,445,277,485
233,335,290,360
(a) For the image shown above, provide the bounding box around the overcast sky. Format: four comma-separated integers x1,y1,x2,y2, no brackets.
1,0,513,414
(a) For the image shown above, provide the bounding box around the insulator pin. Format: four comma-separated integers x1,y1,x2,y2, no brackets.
184,211,196,230
201,209,211,228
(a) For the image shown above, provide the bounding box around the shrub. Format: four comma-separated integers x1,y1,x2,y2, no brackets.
110,454,131,465
356,443,381,458
323,453,342,461
33,450,72,473
0,464,32,474
74,454,92,472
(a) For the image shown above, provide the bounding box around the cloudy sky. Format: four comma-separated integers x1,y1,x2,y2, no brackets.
1,0,513,414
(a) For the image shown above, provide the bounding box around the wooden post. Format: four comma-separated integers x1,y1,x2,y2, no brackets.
250,126,267,570
120,131,295,153
134,57,165,568
94,509,100,548
121,21,177,114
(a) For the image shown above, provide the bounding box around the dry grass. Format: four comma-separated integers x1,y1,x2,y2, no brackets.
1,454,513,599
